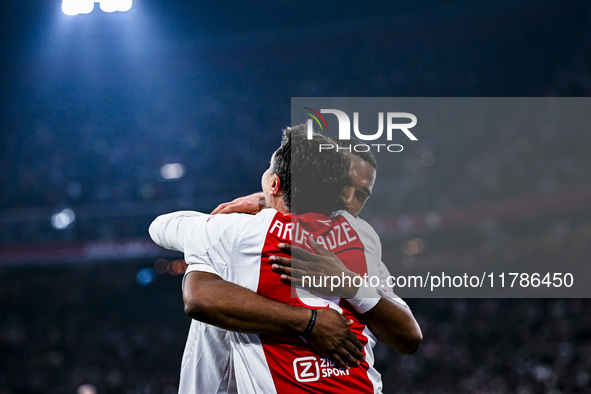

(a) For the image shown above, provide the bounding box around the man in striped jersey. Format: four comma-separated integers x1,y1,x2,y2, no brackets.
212,138,422,356
150,126,421,393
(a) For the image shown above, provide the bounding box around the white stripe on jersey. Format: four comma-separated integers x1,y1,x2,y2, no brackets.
231,331,278,394
362,324,383,394
179,320,237,394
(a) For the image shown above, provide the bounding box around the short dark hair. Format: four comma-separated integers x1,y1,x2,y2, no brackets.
271,124,350,215
333,136,377,170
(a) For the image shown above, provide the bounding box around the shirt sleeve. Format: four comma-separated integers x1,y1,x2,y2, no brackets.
342,212,409,308
376,260,408,308
183,213,247,278
149,211,252,279
149,211,208,253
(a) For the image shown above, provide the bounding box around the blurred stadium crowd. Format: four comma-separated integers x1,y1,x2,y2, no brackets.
2,89,590,248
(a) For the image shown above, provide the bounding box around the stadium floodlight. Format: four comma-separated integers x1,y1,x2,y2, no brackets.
62,1,78,16
78,0,95,14
99,0,118,13
117,0,132,12
62,0,94,15
99,0,132,13
51,208,76,230
62,0,132,15
160,163,186,180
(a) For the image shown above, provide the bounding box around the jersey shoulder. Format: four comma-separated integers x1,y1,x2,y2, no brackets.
334,210,381,243
205,209,277,236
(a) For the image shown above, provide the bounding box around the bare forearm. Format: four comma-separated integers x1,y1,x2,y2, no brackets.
362,299,423,354
184,271,368,369
211,192,266,215
183,271,309,335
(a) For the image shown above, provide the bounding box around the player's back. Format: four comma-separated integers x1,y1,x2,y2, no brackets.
222,209,383,394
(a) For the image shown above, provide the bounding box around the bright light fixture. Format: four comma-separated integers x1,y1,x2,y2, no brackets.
117,0,132,12
51,208,76,230
99,0,117,13
62,0,93,15
62,0,132,15
78,0,95,14
160,163,186,180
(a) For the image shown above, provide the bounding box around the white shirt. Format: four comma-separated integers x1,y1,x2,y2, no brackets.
150,211,238,394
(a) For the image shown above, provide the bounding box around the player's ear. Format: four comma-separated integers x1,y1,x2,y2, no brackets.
269,174,281,195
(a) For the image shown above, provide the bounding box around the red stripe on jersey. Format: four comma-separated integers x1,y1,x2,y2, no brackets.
256,212,375,394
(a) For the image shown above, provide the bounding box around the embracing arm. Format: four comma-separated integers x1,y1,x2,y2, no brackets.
360,298,422,354
149,211,365,369
271,238,422,355
183,270,365,369
183,270,310,334
211,192,266,215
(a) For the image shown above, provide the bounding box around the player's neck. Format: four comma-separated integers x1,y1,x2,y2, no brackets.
268,195,290,215
275,202,291,216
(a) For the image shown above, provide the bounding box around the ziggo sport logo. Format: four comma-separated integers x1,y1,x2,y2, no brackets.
304,108,417,152
293,356,351,383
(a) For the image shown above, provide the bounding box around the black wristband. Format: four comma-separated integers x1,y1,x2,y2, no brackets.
302,309,317,338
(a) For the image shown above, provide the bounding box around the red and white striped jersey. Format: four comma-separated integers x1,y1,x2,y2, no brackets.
150,209,390,394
